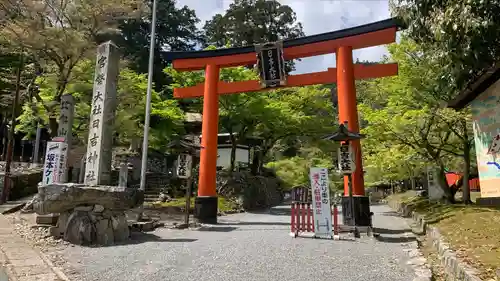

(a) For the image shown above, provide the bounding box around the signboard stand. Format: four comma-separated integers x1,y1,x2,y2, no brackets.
42,141,69,185
309,167,333,239
176,153,194,227
338,142,361,238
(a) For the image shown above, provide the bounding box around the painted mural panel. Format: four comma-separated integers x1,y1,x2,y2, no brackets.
471,78,500,198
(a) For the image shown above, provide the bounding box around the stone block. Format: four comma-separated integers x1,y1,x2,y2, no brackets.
35,214,59,225
112,215,129,242
93,204,104,212
33,183,144,215
95,219,114,246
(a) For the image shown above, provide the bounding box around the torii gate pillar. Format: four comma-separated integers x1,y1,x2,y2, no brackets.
337,46,370,226
195,64,220,224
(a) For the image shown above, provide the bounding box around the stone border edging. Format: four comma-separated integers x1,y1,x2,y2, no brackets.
0,215,72,281
387,200,483,281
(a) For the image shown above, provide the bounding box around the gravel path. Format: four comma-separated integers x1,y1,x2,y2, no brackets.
57,204,417,281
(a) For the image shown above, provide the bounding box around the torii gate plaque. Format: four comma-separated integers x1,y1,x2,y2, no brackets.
166,18,402,224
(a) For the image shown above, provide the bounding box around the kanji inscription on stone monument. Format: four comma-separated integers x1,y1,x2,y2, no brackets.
57,94,75,182
84,41,120,186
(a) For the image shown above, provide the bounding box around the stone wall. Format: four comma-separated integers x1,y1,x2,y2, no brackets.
0,162,43,201
388,200,483,281
217,170,284,210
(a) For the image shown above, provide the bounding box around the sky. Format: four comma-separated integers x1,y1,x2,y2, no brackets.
175,0,392,74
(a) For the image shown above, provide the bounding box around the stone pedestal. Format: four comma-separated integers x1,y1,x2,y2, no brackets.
51,206,129,245
33,183,143,245
194,196,218,224
341,195,371,226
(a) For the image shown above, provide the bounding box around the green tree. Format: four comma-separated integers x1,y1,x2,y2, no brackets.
203,0,304,47
0,0,145,136
17,59,184,149
117,0,203,94
360,37,473,202
391,0,500,94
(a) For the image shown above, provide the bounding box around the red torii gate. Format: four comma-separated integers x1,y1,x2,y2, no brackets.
167,18,402,224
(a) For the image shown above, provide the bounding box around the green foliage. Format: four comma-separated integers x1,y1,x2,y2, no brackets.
391,0,500,94
17,59,184,148
117,0,203,94
203,0,304,47
266,156,334,190
359,36,472,189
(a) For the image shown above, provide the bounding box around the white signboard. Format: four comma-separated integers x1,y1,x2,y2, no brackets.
176,154,193,179
310,167,332,238
338,143,356,174
42,141,68,185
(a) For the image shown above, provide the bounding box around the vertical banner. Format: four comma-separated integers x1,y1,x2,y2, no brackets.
309,167,332,238
42,141,68,185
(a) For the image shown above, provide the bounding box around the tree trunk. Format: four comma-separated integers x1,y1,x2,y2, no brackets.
462,121,472,204
250,147,259,175
49,117,59,138
229,132,237,174
436,166,455,203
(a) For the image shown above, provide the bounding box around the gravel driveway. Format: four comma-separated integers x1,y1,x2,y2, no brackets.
58,204,417,281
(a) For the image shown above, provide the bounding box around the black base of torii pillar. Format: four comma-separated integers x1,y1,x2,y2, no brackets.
341,196,371,226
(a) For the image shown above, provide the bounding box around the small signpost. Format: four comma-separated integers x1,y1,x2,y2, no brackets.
309,167,332,239
338,143,356,174
323,121,368,238
176,154,193,179
167,140,200,227
177,153,193,226
337,142,360,237
42,141,68,185
255,41,287,88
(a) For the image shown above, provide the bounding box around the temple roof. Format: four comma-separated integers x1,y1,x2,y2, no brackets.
164,18,402,61
448,65,500,109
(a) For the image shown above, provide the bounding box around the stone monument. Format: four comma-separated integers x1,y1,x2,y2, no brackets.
84,41,119,186
30,41,144,246
57,94,75,183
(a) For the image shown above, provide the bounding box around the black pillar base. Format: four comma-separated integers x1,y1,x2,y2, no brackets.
194,196,218,224
341,195,371,227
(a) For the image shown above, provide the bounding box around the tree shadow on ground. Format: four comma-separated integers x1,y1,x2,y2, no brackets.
378,211,401,217
128,232,198,243
195,226,239,232
373,227,412,235
79,232,198,248
373,235,417,243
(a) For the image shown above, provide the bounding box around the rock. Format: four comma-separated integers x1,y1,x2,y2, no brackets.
158,192,170,203
93,204,105,212
112,215,129,241
64,211,93,245
132,221,154,232
33,183,144,215
95,219,114,246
